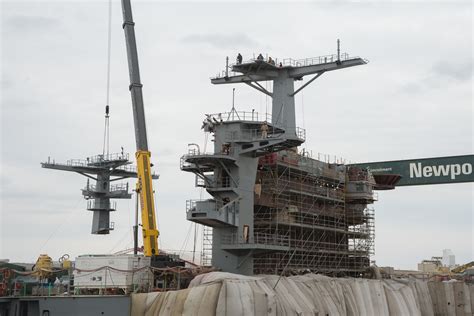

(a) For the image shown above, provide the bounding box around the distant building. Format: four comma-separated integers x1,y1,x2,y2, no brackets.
418,260,439,273
418,260,441,273
442,249,455,268
417,249,456,273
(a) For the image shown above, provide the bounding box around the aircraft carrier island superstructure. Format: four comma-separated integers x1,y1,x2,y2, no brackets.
181,52,377,276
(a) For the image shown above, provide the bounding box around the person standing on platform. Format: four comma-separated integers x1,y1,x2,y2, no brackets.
261,121,269,138
237,53,243,64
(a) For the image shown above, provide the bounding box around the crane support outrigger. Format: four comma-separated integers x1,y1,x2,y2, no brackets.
120,0,158,257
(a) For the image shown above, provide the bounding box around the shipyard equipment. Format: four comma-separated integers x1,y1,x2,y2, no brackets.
120,0,158,258
42,0,182,268
32,254,53,280
41,152,148,234
120,0,183,270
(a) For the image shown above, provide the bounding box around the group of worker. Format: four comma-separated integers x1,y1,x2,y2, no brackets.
236,53,282,67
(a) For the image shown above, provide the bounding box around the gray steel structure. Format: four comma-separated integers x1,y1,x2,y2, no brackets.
121,0,149,152
182,52,369,275
41,154,158,234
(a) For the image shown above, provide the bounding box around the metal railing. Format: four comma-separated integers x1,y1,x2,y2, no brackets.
110,183,129,192
221,232,290,247
87,153,129,164
224,126,305,142
206,111,272,123
281,53,352,67
295,127,306,141
186,199,219,213
213,53,358,79
87,200,117,211
186,199,239,228
184,149,215,157
186,198,239,213
84,183,129,193
221,232,370,254
67,153,129,167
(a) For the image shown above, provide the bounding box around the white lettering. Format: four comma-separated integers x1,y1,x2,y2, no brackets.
450,164,461,180
368,167,393,173
462,163,473,175
410,163,422,178
409,162,472,180
422,166,433,177
432,164,450,177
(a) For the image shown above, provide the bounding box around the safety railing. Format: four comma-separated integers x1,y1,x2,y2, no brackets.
110,183,129,192
206,111,272,123
67,153,129,167
64,159,88,167
282,53,352,67
221,232,291,247
221,232,371,254
295,127,306,141
187,199,214,212
87,200,117,211
84,183,129,193
185,149,214,157
225,126,305,142
213,53,358,78
87,153,129,164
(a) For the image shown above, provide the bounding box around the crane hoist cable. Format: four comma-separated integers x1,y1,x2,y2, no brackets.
103,0,113,158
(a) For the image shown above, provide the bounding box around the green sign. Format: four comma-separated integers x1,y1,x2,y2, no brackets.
350,155,474,186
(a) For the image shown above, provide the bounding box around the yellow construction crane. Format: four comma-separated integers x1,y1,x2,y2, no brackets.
120,0,158,257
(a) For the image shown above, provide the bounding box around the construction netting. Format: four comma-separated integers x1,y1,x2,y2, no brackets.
131,272,473,316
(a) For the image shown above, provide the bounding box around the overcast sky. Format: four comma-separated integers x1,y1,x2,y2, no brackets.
1,1,472,270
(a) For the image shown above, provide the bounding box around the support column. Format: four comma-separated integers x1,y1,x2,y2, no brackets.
272,74,296,137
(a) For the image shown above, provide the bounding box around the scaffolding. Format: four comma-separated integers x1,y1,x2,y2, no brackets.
252,151,375,276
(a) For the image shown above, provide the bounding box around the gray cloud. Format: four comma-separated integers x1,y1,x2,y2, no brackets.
398,60,472,95
181,33,258,49
0,77,12,90
431,60,473,81
4,15,60,32
399,82,422,94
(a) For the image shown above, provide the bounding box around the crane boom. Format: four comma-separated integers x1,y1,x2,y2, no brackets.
121,0,159,257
